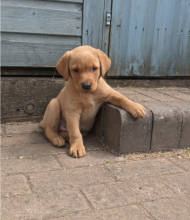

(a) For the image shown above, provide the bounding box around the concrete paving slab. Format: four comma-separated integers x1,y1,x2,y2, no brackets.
170,158,190,172
103,104,152,154
5,123,43,135
82,177,174,210
1,146,19,159
1,155,61,175
14,143,68,157
57,150,125,169
1,174,31,198
156,89,190,101
50,205,151,220
158,172,190,195
136,89,179,102
105,158,183,180
115,88,157,102
27,166,114,193
2,189,90,220
1,132,49,147
143,195,190,220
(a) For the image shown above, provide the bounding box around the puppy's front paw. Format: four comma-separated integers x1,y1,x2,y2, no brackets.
69,144,86,158
52,136,65,147
128,102,146,118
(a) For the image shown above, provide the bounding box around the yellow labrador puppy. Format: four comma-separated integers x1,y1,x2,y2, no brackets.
40,46,146,158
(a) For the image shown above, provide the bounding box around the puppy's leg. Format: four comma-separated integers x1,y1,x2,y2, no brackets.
58,131,69,142
42,98,65,147
108,89,146,118
65,113,86,158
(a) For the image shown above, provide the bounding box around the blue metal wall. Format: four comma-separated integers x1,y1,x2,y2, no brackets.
108,0,190,76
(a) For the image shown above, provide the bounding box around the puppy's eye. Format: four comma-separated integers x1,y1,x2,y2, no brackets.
73,69,79,73
93,67,97,71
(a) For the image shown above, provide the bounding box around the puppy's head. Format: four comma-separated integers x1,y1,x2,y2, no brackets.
56,46,111,92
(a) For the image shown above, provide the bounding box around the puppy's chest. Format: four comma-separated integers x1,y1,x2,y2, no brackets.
79,99,101,131
80,99,100,120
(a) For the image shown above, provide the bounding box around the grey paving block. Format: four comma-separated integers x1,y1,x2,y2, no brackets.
166,101,190,149
92,106,104,141
103,104,152,154
27,166,114,193
1,146,19,159
82,177,174,210
144,102,182,151
1,132,49,147
158,172,190,195
1,189,90,220
1,174,31,197
57,150,125,169
105,158,183,180
50,205,151,220
170,158,190,172
5,123,43,135
1,155,61,175
83,133,102,151
143,195,190,220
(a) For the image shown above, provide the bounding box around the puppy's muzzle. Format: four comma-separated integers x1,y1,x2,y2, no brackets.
81,82,91,91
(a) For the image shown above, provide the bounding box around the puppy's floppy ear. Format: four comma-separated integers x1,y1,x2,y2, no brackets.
56,51,70,81
97,49,111,77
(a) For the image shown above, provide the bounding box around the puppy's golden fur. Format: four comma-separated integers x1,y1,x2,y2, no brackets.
40,46,146,158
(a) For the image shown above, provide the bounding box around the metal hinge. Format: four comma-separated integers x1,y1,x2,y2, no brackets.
106,11,111,26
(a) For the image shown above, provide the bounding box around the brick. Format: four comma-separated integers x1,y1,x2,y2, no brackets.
27,166,114,193
159,172,190,194
82,177,174,209
144,102,182,151
143,195,190,220
1,133,48,147
105,158,182,180
103,104,152,154
1,155,61,175
1,174,31,197
1,189,90,220
170,158,190,172
57,150,125,168
5,123,43,135
1,146,19,159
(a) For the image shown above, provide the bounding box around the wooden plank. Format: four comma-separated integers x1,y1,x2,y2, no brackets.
82,0,111,54
1,77,65,123
1,33,81,67
1,4,82,36
108,0,190,77
2,0,83,5
107,0,132,76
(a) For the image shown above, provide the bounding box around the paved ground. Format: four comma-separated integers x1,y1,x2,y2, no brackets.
1,122,190,220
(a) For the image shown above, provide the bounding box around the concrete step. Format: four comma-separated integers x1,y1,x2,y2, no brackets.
93,88,190,154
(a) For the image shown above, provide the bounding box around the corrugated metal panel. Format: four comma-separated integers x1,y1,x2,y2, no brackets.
1,0,83,67
108,0,190,76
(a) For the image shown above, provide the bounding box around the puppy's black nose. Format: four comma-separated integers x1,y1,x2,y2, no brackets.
82,82,91,90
